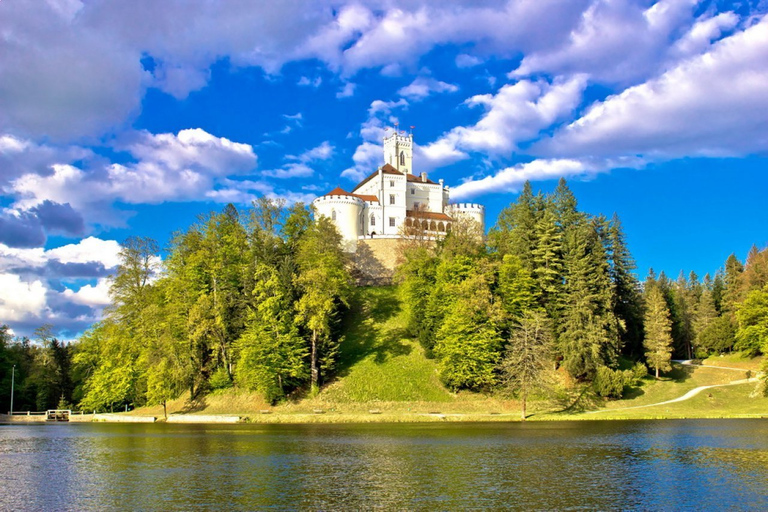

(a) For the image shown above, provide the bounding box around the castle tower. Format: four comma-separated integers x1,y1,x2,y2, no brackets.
383,128,413,175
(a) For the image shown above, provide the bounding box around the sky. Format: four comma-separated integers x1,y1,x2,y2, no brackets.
1,0,767,338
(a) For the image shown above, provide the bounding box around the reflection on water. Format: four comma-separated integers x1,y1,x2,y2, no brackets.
1,419,766,510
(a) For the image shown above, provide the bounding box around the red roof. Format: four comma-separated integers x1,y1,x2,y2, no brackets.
406,210,453,221
320,187,379,203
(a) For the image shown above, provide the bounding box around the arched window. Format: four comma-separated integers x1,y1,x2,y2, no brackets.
400,151,405,166
370,214,375,226
331,210,336,221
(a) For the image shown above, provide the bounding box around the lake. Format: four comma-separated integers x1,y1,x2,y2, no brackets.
1,419,766,510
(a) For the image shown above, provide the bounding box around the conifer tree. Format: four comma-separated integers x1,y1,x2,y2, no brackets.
606,213,643,356
559,220,619,379
643,286,674,378
500,310,552,420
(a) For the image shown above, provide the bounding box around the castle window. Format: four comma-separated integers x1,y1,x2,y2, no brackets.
400,151,405,166
389,217,396,227
389,194,395,205
331,210,336,221
370,214,375,226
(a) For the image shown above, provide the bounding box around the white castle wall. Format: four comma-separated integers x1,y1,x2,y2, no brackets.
448,203,486,231
312,195,363,252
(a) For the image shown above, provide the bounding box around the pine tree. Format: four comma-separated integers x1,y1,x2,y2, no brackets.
606,213,643,357
559,220,619,379
643,287,674,378
500,311,553,420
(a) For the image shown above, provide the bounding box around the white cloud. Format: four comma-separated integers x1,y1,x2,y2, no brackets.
425,76,587,163
398,77,459,100
512,0,703,84
10,129,257,214
336,82,357,98
455,53,482,68
0,273,48,321
538,16,768,158
63,278,112,308
451,157,646,199
47,237,122,269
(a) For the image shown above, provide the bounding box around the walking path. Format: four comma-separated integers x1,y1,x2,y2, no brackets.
587,360,760,414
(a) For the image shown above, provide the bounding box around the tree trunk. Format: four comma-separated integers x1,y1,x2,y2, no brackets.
521,394,527,422
310,330,319,391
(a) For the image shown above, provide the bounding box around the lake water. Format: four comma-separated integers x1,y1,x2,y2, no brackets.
1,419,766,510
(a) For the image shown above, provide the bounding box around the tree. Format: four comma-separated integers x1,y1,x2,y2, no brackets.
499,311,552,420
643,287,674,379
295,215,351,392
433,262,503,390
558,220,619,379
235,264,307,403
734,286,768,356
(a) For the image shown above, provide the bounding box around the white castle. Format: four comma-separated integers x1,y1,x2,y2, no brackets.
313,129,485,252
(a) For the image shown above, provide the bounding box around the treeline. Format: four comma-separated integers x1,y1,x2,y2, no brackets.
398,179,768,398
2,180,767,414
0,326,74,411
71,200,350,413
644,246,768,361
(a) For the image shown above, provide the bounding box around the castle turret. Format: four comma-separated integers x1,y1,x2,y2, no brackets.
383,129,413,175
312,187,364,252
447,202,485,233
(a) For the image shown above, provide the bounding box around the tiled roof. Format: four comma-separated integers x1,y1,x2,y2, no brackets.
406,210,453,221
319,187,379,203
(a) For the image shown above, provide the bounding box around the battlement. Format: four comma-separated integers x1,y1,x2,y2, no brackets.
450,203,485,211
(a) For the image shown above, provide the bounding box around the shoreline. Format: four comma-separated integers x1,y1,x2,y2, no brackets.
2,410,766,425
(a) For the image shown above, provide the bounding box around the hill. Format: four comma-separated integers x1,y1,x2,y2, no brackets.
131,286,767,422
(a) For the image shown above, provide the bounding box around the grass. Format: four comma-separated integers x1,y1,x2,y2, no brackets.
130,286,766,423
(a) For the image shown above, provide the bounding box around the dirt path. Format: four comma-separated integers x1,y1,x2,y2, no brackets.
587,361,760,414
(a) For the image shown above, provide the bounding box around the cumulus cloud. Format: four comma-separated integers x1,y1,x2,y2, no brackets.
450,156,644,199
537,16,768,158
398,77,459,100
419,75,587,169
0,237,122,334
9,129,257,220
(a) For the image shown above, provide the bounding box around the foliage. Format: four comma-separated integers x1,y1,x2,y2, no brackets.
735,286,768,356
499,310,553,419
643,286,674,378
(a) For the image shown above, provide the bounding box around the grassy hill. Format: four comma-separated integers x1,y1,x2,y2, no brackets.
134,286,767,422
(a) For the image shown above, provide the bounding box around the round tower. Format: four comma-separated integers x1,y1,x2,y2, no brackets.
448,203,485,232
312,192,364,252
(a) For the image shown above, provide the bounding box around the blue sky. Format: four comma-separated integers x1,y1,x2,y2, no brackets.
1,0,767,338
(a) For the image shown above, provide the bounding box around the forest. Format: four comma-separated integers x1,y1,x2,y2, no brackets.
2,180,767,413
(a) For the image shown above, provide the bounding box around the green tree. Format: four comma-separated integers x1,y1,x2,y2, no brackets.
235,264,307,403
643,287,674,379
734,286,768,356
559,220,619,379
606,214,643,357
295,215,351,392
499,311,552,420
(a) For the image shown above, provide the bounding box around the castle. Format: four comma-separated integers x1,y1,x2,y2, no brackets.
313,129,485,254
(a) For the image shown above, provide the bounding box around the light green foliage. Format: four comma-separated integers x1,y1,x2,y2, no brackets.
496,254,538,323
434,260,503,391
499,310,553,419
235,264,307,403
735,286,768,356
593,363,645,399
295,215,351,391
643,286,674,378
